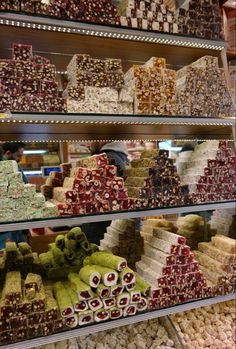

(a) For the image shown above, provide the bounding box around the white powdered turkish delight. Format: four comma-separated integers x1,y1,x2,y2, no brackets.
0,160,18,174
153,227,186,245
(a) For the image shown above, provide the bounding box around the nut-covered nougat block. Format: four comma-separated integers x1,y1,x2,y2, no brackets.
12,43,33,62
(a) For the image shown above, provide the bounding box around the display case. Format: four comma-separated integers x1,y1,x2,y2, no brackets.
0,2,235,348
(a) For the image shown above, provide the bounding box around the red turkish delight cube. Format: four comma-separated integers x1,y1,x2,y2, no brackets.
148,298,160,310
172,265,182,274
149,288,162,299
180,245,190,256
202,286,212,298
122,198,134,210
20,78,40,95
162,287,172,296
181,264,191,274
104,165,117,178
116,188,129,200
111,177,124,190
0,77,20,96
0,60,17,78
90,168,103,180
157,276,168,287
190,261,199,272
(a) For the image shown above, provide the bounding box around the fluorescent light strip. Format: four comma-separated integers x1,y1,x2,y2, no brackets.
0,18,224,50
24,150,47,155
24,170,43,175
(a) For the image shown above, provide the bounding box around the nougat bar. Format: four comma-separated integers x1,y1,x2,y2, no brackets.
193,250,232,274
198,242,236,264
2,271,22,305
131,158,156,168
0,160,18,174
149,236,181,255
144,242,175,265
211,235,236,254
153,227,186,245
198,265,227,285
141,255,171,276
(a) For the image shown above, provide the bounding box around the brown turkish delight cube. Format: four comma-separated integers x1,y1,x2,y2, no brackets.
0,330,14,345
0,318,10,332
33,55,50,65
53,318,64,332
16,299,32,316
107,72,124,88
12,44,33,62
41,322,54,336
27,324,42,338
0,303,15,318
28,312,45,326
10,315,27,329
21,0,35,13
0,60,17,78
105,58,122,72
89,58,105,73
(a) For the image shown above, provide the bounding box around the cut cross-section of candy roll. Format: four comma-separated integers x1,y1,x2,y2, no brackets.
95,308,110,322
135,273,151,296
125,283,135,291
119,267,135,285
68,273,94,300
129,288,141,303
117,292,130,308
79,265,101,288
55,234,65,250
123,304,137,317
109,307,123,319
90,252,127,271
110,284,124,297
78,310,94,326
65,314,78,328
102,297,116,310
88,297,103,312
53,282,74,318
65,286,81,313
76,300,88,312
137,297,148,312
95,284,110,298
93,265,118,286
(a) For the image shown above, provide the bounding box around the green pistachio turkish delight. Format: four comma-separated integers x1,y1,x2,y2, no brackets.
64,248,75,261
5,242,18,259
93,265,118,287
64,236,77,251
68,273,93,301
95,283,110,298
79,265,101,288
55,235,65,250
53,282,74,318
89,252,127,271
39,252,54,269
2,271,22,305
135,273,151,296
119,267,136,285
18,242,32,256
49,243,65,266
24,273,42,297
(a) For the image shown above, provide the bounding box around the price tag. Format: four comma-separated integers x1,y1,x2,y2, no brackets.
0,111,12,119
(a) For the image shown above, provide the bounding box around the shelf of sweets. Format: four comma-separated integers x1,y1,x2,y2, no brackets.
2,294,235,349
0,201,235,233
0,5,226,51
0,113,234,142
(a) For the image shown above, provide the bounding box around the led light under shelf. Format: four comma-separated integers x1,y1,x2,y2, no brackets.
23,150,47,155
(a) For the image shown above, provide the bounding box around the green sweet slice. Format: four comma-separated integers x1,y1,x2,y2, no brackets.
64,248,76,261
135,273,151,296
78,265,101,288
39,251,54,269
55,235,65,250
53,282,74,317
68,272,93,300
65,236,77,251
119,267,135,285
49,243,65,266
92,265,118,286
90,252,127,271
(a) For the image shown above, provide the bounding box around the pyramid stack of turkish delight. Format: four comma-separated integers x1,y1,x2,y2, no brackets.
46,153,133,216
64,54,132,114
117,0,178,33
125,149,191,208
0,43,65,112
120,57,176,115
0,241,43,282
171,300,236,349
181,140,236,203
100,219,144,269
0,0,20,11
136,225,211,309
177,0,224,40
52,251,151,328
176,56,234,117
193,234,236,296
176,214,205,250
0,271,63,345
0,160,58,222
210,208,236,236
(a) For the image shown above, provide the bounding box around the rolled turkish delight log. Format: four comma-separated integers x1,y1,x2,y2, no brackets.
134,274,151,297
89,252,127,271
55,235,65,250
144,243,175,266
110,284,124,297
68,273,93,300
198,242,235,264
53,282,74,318
69,227,87,244
65,314,78,328
81,240,91,252
211,235,236,254
93,265,118,287
88,297,103,312
2,271,22,305
78,310,94,326
39,251,54,269
153,228,186,245
95,283,110,298
129,288,141,304
117,292,130,308
65,285,82,313
95,308,110,322
79,265,101,288
119,267,136,285
125,283,135,291
102,297,116,310
48,243,65,266
64,236,77,251
64,248,75,261
123,304,137,316
108,308,122,321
